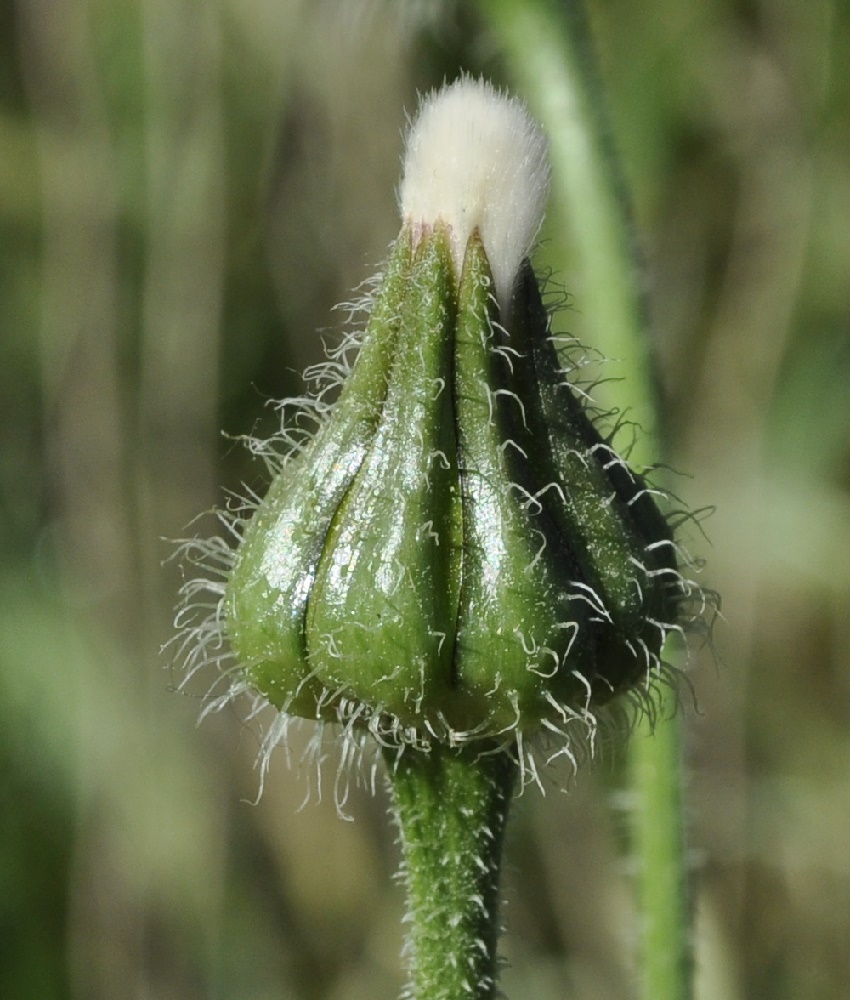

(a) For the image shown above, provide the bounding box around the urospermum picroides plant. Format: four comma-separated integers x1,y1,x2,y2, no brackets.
175,78,710,1000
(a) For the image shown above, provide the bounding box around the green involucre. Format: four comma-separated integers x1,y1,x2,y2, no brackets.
225,223,679,742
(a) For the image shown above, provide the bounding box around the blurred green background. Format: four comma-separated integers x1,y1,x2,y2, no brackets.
2,0,849,997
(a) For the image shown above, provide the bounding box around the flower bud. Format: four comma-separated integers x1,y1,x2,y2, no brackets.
220,79,683,748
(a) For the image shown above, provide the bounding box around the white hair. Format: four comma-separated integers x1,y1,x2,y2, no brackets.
399,77,550,313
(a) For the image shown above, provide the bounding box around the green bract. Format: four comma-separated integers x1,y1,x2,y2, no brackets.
224,222,679,746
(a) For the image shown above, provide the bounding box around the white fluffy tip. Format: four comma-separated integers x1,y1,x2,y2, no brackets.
399,77,550,310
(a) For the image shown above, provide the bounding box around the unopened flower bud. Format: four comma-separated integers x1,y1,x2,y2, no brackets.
220,78,683,748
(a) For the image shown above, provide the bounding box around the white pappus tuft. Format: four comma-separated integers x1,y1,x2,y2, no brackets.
399,77,551,313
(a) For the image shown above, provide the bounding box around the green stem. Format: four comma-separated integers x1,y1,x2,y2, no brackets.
385,742,517,1000
480,2,692,997
632,689,690,999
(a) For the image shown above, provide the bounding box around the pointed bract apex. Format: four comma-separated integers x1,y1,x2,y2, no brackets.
399,77,550,314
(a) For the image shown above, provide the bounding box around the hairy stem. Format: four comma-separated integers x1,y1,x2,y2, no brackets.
386,742,517,1000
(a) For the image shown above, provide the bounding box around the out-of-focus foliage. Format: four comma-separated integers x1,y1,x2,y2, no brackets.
1,1,848,998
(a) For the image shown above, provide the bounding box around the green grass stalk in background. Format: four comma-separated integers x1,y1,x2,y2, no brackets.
480,1,691,996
